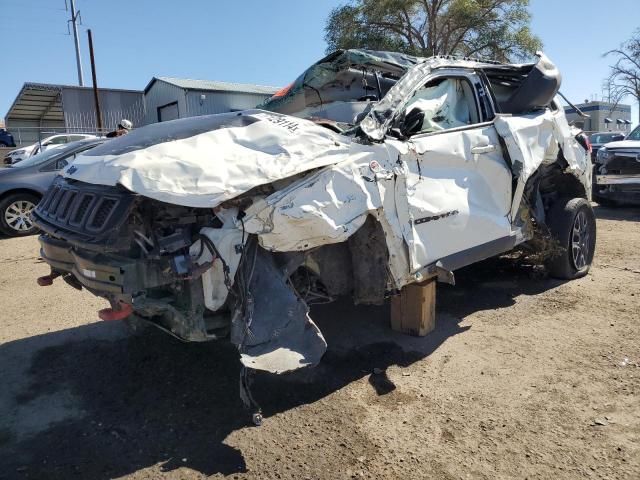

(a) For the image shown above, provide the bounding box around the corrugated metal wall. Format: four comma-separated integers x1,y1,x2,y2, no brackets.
142,81,187,125
143,80,273,125
184,90,270,117
62,88,145,131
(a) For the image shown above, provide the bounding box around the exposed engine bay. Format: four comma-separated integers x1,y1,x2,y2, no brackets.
34,176,393,374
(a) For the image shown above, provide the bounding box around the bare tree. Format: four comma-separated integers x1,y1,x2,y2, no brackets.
604,30,640,123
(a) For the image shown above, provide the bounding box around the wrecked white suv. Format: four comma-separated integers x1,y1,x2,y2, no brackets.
33,49,595,375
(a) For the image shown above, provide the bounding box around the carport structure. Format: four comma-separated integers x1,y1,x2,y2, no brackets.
4,83,65,146
5,82,144,147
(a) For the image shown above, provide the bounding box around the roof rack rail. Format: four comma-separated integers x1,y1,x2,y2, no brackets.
432,54,505,65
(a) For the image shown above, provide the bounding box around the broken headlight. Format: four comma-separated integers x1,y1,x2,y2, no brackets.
597,147,613,163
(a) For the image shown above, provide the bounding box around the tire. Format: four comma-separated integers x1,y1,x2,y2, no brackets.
545,197,596,280
0,142,8,147
0,193,40,237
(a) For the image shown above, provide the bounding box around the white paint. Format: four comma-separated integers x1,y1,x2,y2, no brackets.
494,106,591,222
242,142,387,251
389,124,513,272
64,110,351,208
190,227,245,311
60,85,588,309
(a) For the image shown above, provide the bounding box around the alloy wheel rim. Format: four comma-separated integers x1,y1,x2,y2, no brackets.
4,200,36,232
571,210,590,270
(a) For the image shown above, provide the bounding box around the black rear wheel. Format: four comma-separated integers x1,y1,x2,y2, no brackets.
545,197,596,279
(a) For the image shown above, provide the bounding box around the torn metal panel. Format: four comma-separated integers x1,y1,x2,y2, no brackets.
232,248,327,374
550,112,592,200
242,142,391,252
494,108,591,223
62,110,352,208
388,123,513,273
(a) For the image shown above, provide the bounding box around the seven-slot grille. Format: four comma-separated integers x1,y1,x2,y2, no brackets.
37,182,121,233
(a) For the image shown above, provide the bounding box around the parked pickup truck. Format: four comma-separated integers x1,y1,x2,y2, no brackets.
594,125,640,205
33,49,594,378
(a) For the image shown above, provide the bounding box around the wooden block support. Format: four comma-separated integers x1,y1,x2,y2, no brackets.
390,278,436,336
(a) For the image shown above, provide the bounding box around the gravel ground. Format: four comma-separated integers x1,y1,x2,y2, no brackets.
0,204,639,479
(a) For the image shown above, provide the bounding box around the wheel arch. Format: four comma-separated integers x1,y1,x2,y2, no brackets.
532,161,589,221
518,157,589,231
0,188,43,203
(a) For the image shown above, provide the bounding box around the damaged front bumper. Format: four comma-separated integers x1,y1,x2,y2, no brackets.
38,232,328,372
33,178,327,374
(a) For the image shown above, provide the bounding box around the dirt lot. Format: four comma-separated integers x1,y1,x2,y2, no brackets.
0,205,639,480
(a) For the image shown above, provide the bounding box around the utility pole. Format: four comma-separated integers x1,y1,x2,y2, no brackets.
69,0,84,86
88,29,103,132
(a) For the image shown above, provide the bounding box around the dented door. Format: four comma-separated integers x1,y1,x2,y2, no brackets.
396,123,513,272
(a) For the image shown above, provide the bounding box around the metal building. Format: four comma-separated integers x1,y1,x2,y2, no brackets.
142,77,278,125
4,82,144,147
564,101,632,133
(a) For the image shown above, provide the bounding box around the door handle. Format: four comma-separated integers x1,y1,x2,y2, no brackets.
471,144,496,154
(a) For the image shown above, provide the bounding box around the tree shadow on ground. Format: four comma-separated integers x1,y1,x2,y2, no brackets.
0,256,564,479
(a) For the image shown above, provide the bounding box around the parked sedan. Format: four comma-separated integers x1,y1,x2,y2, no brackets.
0,138,105,236
3,133,97,165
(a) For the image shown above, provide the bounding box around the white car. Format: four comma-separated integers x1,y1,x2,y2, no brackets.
33,50,593,378
5,134,97,165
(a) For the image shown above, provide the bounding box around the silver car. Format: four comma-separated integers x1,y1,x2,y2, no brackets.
0,138,105,236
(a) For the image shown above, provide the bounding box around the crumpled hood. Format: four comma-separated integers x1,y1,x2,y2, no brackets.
600,140,640,150
63,109,351,208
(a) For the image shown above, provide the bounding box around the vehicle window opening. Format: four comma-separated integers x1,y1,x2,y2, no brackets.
403,76,479,134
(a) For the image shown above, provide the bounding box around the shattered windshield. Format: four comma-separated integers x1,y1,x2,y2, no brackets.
259,49,425,127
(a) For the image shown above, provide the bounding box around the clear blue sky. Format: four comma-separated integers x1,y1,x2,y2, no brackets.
1,0,638,125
